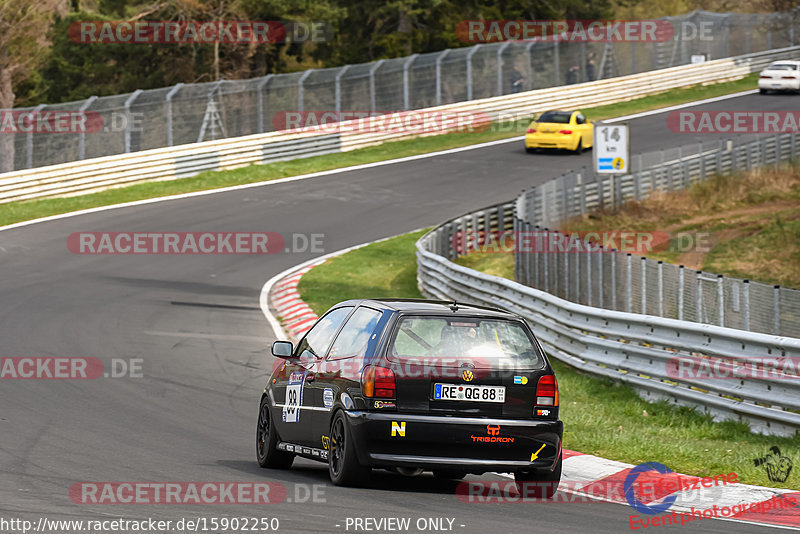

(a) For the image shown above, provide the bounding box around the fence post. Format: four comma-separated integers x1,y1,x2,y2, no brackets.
334,66,350,114
598,246,604,309
698,140,704,179
78,96,98,159
743,279,750,331
256,77,272,133
696,271,703,323
774,285,781,335
657,261,664,317
745,18,751,54
554,39,560,86
297,69,313,112
611,250,617,310
368,61,384,113
678,265,684,320
717,274,724,327
497,41,512,96
587,242,592,307
165,83,184,142
403,55,418,110
641,257,647,314
123,90,142,153
525,41,536,90
626,253,632,313
565,241,570,301
466,47,480,101
435,51,450,106
543,229,549,292
26,104,46,168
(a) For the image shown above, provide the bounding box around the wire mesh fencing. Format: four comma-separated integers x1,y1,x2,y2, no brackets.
2,9,799,172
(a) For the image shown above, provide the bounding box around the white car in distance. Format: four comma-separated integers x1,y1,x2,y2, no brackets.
758,60,800,94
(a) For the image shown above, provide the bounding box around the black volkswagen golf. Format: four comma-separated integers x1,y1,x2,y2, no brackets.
256,299,563,495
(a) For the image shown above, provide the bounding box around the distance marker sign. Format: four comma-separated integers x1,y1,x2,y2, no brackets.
594,123,630,174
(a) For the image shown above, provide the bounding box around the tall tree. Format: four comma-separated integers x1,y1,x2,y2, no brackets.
0,0,64,171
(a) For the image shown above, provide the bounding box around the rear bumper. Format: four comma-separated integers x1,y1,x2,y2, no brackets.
758,79,800,91
344,411,563,474
525,133,576,150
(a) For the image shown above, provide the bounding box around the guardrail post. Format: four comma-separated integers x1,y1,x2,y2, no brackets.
657,261,664,317
641,257,647,313
678,265,684,320
78,96,98,159
166,83,183,143
466,47,481,101
26,104,46,168
124,90,142,153
435,52,449,106
743,279,750,331
717,274,724,327
774,285,781,335
334,66,350,115
497,42,511,96
626,253,632,313
696,271,703,323
586,242,592,306
698,141,704,179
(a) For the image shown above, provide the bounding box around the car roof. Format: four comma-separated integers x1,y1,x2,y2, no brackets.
331,298,522,319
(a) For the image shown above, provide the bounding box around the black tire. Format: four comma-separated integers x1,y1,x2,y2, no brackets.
525,146,537,154
433,470,466,480
256,396,294,469
759,88,767,94
572,137,583,154
514,453,562,499
328,411,370,486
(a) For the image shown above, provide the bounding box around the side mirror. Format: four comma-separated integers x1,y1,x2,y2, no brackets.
272,341,294,358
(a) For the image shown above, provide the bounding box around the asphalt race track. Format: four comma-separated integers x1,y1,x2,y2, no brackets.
0,92,793,534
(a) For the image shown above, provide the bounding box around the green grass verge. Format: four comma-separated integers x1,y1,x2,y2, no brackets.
1,73,759,227
297,228,799,490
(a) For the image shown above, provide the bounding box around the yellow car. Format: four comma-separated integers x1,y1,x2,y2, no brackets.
525,110,594,154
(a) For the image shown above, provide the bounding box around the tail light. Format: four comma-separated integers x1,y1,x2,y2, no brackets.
361,365,396,398
526,128,537,133
536,375,558,406
760,75,771,79
558,130,572,134
782,76,796,79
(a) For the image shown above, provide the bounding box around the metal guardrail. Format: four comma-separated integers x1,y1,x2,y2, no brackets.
5,9,797,173
416,204,800,437
1,46,798,205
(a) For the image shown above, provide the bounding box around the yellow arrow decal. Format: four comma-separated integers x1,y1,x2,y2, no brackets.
530,444,546,461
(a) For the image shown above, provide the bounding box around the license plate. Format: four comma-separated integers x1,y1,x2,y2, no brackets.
433,383,506,403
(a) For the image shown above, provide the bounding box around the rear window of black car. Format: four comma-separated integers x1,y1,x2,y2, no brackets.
387,316,542,368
